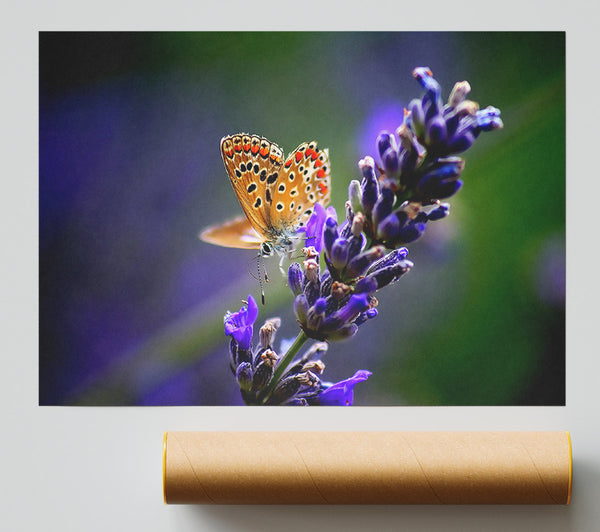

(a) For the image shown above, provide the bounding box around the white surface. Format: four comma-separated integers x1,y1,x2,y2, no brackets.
2,1,600,531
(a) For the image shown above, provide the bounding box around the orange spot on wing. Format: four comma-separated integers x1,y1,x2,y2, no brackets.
318,182,328,194
311,151,318,161
251,145,260,154
285,159,293,168
314,159,323,168
234,144,242,152
295,151,303,162
317,168,326,179
305,148,313,157
243,142,251,152
260,147,269,157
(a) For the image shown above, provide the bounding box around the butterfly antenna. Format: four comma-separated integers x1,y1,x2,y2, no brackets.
257,252,266,305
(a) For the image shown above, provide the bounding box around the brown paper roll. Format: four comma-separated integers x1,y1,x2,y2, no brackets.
163,431,572,505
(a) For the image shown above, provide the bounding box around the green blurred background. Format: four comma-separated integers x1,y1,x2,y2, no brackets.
39,32,564,405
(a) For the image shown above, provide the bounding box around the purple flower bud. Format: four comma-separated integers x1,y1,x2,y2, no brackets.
354,276,378,294
334,293,371,324
376,212,402,242
397,222,427,243
366,258,413,289
236,362,253,391
412,67,438,94
381,147,400,177
303,278,320,307
224,294,259,350
355,308,378,326
418,174,464,200
427,158,464,179
303,202,328,252
422,92,442,124
475,106,503,131
288,262,304,296
417,160,464,200
427,203,450,221
314,297,327,314
294,294,309,325
377,131,395,158
372,187,395,230
345,245,386,279
315,370,372,406
399,147,419,178
359,157,379,214
447,130,476,154
330,238,350,270
367,248,408,275
426,115,448,146
346,233,365,262
306,297,327,330
323,217,339,259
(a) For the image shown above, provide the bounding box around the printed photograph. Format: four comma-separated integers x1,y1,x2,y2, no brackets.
39,32,565,405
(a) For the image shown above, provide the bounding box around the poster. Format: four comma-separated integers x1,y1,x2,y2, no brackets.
39,32,565,406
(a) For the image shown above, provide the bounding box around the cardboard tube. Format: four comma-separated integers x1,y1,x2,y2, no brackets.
163,431,572,505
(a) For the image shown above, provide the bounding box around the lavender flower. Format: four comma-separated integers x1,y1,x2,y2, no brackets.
348,156,451,248
220,66,502,406
300,202,336,253
225,299,370,405
224,294,258,350
347,67,502,249
311,370,372,406
287,201,413,343
409,67,503,158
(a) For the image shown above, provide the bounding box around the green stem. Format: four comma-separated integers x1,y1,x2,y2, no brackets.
259,330,309,404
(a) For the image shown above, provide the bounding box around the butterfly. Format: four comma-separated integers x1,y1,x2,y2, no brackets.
200,133,331,257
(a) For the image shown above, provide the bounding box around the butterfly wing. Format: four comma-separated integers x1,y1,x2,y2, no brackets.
270,140,331,229
207,134,331,251
220,134,284,240
199,215,263,249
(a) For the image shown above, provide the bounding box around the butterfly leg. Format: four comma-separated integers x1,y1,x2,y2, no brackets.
279,250,295,277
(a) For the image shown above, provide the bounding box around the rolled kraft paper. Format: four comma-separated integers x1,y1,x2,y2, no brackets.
163,431,572,505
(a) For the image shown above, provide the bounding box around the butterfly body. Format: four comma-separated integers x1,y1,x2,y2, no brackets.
200,133,331,256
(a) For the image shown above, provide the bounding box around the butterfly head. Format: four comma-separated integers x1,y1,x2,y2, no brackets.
261,242,274,257
261,229,297,257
